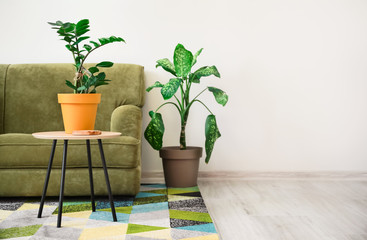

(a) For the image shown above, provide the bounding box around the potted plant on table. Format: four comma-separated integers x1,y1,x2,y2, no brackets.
48,19,125,133
144,43,229,187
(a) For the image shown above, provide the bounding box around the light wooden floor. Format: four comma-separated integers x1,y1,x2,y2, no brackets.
198,178,367,240
143,176,367,240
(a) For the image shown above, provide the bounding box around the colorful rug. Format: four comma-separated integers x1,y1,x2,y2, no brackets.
0,184,219,240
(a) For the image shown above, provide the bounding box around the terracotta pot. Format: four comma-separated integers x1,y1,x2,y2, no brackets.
159,146,202,188
58,93,101,134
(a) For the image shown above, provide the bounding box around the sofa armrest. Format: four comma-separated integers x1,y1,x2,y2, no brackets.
110,105,142,139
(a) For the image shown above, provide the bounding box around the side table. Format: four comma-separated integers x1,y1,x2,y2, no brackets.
32,131,121,228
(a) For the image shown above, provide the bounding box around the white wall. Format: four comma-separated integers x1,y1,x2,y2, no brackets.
1,0,367,172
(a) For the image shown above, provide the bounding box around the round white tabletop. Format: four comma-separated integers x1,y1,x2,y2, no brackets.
32,131,121,140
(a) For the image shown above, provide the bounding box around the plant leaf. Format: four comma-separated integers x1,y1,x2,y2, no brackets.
63,23,75,33
103,36,125,44
190,66,220,83
64,36,72,43
117,37,125,42
208,87,228,106
99,38,109,45
75,54,85,63
65,80,77,90
192,48,203,66
76,28,89,37
88,67,99,74
161,78,181,100
75,19,89,36
144,112,164,150
48,21,60,26
173,44,193,77
90,41,100,47
84,44,92,52
205,115,221,163
96,61,114,68
75,36,90,45
77,85,87,92
76,19,89,28
156,58,176,76
96,72,106,81
146,81,164,92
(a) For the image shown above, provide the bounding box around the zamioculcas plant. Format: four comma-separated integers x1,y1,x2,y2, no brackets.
48,19,125,93
144,43,228,163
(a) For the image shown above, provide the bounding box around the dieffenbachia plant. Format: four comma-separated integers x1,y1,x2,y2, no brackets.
48,19,125,93
144,43,229,163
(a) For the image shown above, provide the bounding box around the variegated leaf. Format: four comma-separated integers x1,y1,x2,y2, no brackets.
190,66,220,83
146,81,164,92
208,87,228,106
192,48,203,66
174,44,193,77
205,115,221,163
161,78,181,100
144,112,165,150
156,58,176,76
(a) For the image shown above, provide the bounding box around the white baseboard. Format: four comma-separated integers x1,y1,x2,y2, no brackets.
141,171,367,180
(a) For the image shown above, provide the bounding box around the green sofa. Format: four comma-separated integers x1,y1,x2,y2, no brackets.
0,63,145,197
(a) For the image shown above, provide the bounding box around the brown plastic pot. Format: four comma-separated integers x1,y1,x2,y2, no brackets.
159,146,203,188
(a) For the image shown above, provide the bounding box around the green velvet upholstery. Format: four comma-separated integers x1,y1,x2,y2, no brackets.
0,63,145,196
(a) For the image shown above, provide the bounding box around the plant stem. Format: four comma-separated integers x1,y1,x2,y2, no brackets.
193,99,214,115
155,102,181,114
180,111,189,149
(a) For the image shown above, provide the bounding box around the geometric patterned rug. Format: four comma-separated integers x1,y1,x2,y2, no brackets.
0,184,220,239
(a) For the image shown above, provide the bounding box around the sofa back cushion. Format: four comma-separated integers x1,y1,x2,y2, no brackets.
0,63,144,134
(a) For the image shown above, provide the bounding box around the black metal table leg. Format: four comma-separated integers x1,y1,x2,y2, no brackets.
38,139,57,218
57,140,68,228
86,140,96,212
98,139,117,222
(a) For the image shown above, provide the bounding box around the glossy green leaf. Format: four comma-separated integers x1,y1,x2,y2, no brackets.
106,36,125,43
144,112,165,150
156,58,176,76
190,66,220,83
99,38,109,45
76,19,89,28
75,28,89,36
83,44,92,52
161,78,181,100
96,72,106,81
90,41,100,47
160,78,181,100
173,44,193,77
88,67,99,74
208,87,228,106
65,80,76,90
75,55,85,63
63,23,74,33
146,81,164,92
96,61,113,68
64,36,72,43
48,21,60,26
77,85,87,92
75,20,89,35
205,115,221,163
75,36,90,45
192,48,203,66
117,37,125,42
88,75,97,86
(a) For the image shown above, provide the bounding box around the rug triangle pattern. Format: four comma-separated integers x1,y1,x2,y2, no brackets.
0,184,219,239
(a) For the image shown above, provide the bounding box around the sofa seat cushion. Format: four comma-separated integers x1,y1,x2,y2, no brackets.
0,133,140,169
